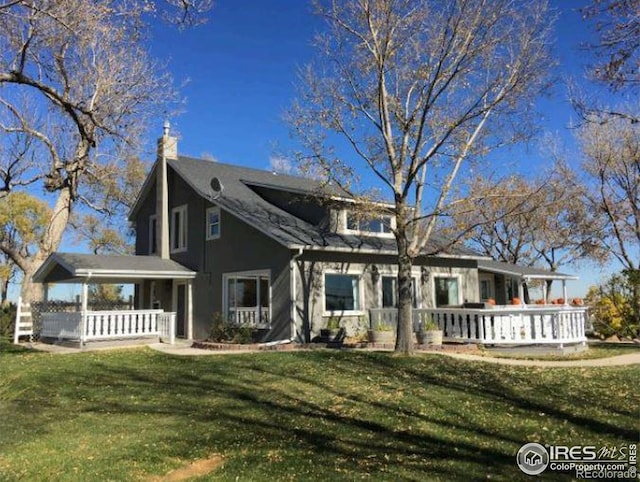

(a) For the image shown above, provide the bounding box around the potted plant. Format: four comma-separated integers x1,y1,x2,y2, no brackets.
417,319,443,345
367,321,395,344
320,316,344,343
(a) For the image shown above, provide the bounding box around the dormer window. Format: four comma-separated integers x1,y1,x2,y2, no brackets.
344,211,393,236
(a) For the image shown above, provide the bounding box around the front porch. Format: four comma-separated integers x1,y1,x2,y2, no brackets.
370,305,588,347
30,253,196,347
39,309,177,346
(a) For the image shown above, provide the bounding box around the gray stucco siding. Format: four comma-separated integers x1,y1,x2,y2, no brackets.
194,206,293,341
293,251,479,340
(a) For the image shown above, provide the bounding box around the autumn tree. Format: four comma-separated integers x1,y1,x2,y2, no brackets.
0,0,210,303
290,0,554,353
574,116,640,326
454,171,605,298
585,272,638,338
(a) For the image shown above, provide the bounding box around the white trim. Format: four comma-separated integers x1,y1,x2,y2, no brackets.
341,210,395,238
205,206,221,240
73,269,195,279
222,270,272,326
432,274,463,307
170,204,188,253
148,214,158,255
322,268,365,316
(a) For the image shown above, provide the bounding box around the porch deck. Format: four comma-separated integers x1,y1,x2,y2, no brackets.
40,309,177,346
370,305,588,347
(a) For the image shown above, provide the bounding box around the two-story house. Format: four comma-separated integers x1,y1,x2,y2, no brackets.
31,126,587,347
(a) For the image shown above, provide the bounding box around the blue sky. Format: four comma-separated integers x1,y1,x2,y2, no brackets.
35,0,621,301
143,0,617,297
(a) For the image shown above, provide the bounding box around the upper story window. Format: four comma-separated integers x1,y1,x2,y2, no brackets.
170,204,188,253
149,214,157,255
206,207,221,240
344,211,393,236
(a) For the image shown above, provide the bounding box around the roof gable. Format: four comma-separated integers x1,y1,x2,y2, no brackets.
130,155,482,257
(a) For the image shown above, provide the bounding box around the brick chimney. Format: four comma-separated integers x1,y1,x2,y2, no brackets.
156,121,177,259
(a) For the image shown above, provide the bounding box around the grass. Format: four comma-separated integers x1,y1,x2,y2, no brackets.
0,340,638,481
481,344,638,361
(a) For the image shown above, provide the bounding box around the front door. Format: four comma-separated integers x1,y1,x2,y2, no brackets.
176,283,186,337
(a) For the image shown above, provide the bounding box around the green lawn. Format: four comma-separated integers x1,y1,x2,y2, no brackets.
1,341,638,481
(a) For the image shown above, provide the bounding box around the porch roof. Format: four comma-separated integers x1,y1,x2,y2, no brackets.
477,259,578,281
33,253,196,284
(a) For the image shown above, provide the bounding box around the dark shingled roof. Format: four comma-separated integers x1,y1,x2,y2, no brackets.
33,252,195,283
167,156,481,257
477,259,577,280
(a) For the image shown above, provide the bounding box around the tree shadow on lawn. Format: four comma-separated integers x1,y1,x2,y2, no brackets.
344,352,639,440
4,349,636,480
40,354,524,480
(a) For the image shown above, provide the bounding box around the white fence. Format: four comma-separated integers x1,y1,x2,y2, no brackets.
370,306,588,347
229,307,270,328
13,297,34,343
40,309,176,345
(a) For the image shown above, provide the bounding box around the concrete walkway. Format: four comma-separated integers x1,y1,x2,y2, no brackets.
439,351,640,367
148,343,640,368
19,342,640,367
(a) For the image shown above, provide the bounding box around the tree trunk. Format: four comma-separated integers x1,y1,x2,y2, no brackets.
545,279,553,301
395,225,414,355
17,188,72,306
0,275,8,306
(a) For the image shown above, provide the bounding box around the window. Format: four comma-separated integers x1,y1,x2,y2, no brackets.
480,279,491,301
434,276,460,307
345,212,393,234
149,215,157,255
324,273,361,312
225,273,270,326
206,207,221,240
170,205,188,253
381,276,418,308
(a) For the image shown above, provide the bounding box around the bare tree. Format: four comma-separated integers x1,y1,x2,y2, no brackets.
573,0,639,124
0,0,209,302
575,115,640,324
290,0,554,354
454,171,606,298
582,0,639,90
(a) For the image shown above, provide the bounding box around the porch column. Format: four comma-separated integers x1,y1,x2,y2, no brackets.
43,283,49,304
187,279,193,340
518,279,525,307
80,281,88,346
562,280,568,305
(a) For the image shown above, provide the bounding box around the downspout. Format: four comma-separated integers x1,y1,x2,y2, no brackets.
290,247,304,343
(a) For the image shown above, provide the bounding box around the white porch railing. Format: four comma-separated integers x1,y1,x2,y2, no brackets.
369,306,589,347
40,310,176,345
229,307,270,328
